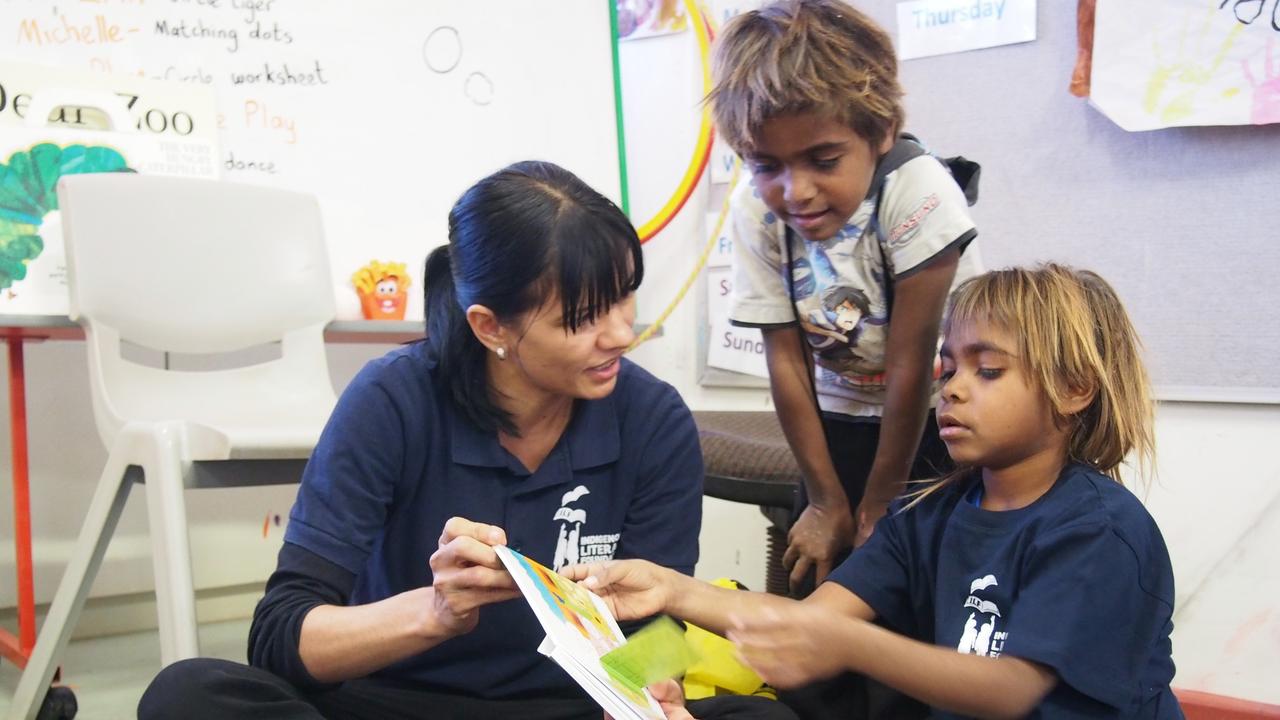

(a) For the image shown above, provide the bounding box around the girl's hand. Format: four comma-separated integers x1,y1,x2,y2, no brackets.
784,502,855,590
729,604,854,688
428,517,520,637
560,559,674,620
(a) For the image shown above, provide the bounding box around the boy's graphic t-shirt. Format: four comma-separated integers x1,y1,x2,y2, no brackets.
829,464,1182,718
728,154,981,419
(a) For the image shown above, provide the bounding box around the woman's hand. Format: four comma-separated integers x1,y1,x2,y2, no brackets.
602,681,696,720
428,516,520,637
649,679,697,720
784,502,855,590
560,559,675,621
729,603,856,689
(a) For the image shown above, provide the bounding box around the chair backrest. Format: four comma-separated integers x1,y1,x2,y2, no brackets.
60,174,334,352
58,174,337,451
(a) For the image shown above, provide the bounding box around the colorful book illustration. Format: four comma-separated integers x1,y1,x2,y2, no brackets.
495,546,665,720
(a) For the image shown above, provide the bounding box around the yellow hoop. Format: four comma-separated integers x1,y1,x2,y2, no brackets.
635,0,715,243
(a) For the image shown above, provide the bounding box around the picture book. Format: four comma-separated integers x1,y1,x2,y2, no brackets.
494,545,666,720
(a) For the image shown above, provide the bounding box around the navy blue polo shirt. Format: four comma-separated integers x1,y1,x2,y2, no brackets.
284,342,703,699
829,463,1181,718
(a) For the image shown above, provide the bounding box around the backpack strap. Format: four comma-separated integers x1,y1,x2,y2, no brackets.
869,134,928,316
867,134,982,315
868,133,929,208
870,133,982,208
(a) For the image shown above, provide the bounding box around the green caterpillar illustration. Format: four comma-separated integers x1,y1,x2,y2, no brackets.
0,143,134,291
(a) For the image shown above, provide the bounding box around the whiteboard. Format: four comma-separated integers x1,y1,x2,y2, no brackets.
0,0,622,321
855,2,1280,402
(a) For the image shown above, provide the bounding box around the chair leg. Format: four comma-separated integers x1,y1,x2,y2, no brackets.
6,456,138,720
140,426,199,666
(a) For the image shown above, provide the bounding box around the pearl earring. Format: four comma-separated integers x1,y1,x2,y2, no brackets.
496,347,507,361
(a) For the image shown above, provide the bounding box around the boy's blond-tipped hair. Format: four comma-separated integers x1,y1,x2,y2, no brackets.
708,0,904,154
949,264,1156,484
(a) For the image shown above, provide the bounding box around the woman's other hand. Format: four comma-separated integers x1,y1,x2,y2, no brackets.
428,516,520,636
649,679,697,720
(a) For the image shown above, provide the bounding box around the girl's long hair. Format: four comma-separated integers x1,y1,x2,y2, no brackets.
907,264,1155,507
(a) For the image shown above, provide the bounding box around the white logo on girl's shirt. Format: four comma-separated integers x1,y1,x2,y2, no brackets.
957,574,1008,657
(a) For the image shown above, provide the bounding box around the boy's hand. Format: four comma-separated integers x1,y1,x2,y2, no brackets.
853,499,889,548
561,559,673,621
784,503,854,591
728,604,853,688
428,517,520,636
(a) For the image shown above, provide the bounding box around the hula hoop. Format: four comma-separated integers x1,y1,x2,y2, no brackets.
629,160,741,350
635,0,715,243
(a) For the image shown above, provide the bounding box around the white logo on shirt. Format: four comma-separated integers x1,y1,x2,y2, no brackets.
970,574,998,593
552,485,590,570
551,486,619,570
957,574,1008,657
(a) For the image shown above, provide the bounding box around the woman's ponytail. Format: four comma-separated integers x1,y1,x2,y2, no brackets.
422,245,495,431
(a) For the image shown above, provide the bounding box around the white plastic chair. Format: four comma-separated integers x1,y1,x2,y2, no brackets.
9,175,337,720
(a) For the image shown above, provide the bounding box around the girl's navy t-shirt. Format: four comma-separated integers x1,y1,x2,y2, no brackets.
830,463,1181,718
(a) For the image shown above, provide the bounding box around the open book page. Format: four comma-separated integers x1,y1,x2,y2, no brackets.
496,546,665,720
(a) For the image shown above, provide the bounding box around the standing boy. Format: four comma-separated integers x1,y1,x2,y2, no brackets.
711,2,982,716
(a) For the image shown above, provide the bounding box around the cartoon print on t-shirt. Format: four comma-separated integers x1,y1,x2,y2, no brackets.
957,574,1009,658
789,256,817,297
810,243,838,285
784,226,890,385
798,285,870,346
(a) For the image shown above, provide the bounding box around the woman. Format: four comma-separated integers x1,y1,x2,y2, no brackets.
138,162,786,720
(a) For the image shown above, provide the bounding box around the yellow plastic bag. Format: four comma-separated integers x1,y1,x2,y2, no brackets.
682,578,777,700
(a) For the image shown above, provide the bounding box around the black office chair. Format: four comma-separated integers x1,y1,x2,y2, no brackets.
693,411,801,596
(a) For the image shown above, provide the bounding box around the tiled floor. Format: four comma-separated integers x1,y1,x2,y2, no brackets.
0,618,249,720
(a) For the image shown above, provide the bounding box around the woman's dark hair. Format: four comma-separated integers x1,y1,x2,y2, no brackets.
423,160,643,435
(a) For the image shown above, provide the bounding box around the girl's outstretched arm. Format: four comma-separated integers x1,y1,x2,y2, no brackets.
731,598,1057,720
563,560,876,636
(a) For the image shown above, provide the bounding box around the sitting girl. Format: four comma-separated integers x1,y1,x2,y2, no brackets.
568,264,1181,719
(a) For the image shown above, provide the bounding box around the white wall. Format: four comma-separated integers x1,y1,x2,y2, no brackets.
1141,403,1280,703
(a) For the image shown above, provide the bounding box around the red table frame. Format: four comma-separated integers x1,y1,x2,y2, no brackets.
0,317,421,671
